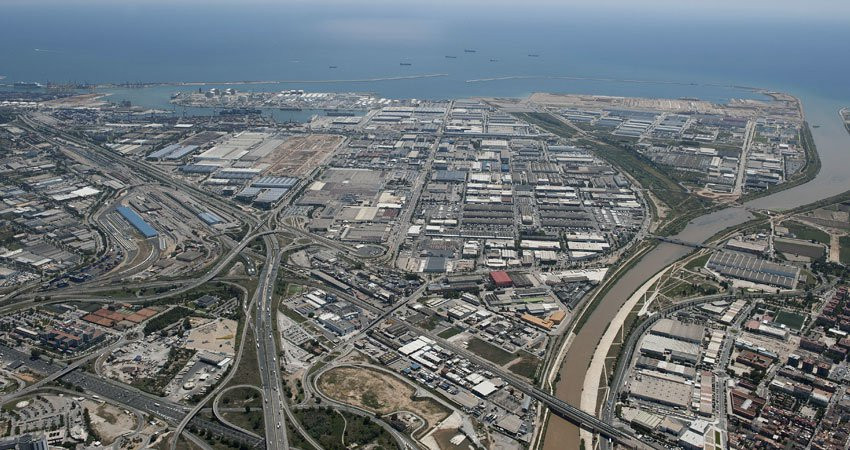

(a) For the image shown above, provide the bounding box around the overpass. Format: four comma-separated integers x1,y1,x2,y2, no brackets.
649,235,720,250
368,326,645,447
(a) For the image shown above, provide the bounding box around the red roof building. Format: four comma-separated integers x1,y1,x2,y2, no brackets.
489,271,513,287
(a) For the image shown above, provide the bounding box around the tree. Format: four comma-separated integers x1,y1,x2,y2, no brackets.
30,348,42,359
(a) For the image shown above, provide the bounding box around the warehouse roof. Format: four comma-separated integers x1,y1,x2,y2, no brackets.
650,319,705,344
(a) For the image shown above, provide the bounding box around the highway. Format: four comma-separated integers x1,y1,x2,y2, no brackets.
0,345,263,447
365,313,643,447
254,234,290,450
5,110,664,449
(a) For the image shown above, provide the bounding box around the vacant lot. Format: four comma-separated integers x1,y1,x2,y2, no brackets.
84,400,136,445
317,366,449,431
437,327,463,339
840,236,850,264
507,351,541,380
184,317,238,356
466,337,515,365
262,134,343,176
785,221,830,245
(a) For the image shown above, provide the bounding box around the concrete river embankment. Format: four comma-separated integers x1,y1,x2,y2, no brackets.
543,94,850,449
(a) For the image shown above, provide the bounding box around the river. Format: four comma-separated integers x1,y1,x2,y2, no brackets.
543,92,850,448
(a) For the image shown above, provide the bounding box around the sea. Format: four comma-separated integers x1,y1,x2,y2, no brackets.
4,2,850,446
1,0,849,197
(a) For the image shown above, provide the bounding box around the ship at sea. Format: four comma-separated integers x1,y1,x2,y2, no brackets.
527,54,539,57
490,59,498,62
328,65,338,69
464,49,476,53
325,110,356,117
13,81,43,88
219,108,261,116
399,62,412,66
445,55,457,59
279,107,302,111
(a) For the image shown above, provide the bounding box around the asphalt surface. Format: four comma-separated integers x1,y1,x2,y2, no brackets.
255,234,290,450
0,345,263,448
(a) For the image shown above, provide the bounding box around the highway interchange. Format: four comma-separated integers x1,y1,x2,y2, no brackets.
2,111,652,450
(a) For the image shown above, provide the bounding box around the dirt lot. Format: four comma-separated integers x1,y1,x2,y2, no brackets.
184,317,237,356
261,134,343,176
83,400,137,444
317,366,449,431
42,93,108,108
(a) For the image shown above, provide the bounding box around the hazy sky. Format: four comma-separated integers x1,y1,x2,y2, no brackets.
5,0,850,21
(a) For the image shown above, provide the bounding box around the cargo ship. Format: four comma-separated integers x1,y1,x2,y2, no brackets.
528,54,539,57
328,65,338,69
325,110,356,117
13,81,43,88
464,49,476,53
445,55,457,59
219,108,261,116
400,62,412,66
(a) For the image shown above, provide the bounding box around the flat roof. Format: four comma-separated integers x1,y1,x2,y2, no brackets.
116,206,157,238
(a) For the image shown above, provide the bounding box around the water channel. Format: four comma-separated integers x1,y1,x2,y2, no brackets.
543,92,850,448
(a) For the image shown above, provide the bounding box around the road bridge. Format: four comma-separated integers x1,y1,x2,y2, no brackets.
649,235,720,250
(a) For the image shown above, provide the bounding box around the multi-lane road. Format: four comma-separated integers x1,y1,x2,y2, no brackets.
254,234,290,450
6,111,655,449
0,345,263,447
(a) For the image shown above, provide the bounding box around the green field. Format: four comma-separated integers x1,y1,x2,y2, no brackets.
437,327,463,339
466,337,515,365
841,236,850,264
293,407,396,450
774,310,806,330
507,352,541,379
684,253,711,271
784,221,830,245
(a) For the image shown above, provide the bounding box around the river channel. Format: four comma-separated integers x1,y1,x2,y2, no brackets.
543,93,850,448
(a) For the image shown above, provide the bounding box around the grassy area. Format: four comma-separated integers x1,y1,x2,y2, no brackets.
221,409,264,435
840,236,850,264
220,387,263,408
466,337,515,365
683,253,711,271
293,407,396,450
437,327,463,339
143,306,194,335
784,221,830,245
279,304,306,324
224,324,262,388
774,310,806,330
507,351,541,380
286,417,319,450
284,284,304,297
662,280,718,299
317,366,449,431
420,315,442,331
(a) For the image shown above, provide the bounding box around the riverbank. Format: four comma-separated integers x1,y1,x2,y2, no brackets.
541,92,850,449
